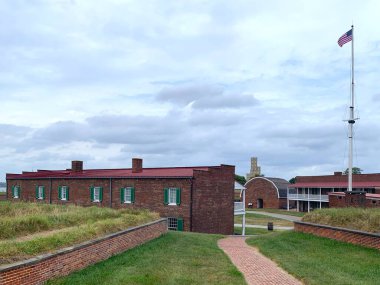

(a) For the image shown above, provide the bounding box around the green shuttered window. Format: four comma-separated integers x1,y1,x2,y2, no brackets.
12,186,20,199
120,187,135,204
164,188,181,206
58,186,69,201
35,186,45,200
90,186,103,202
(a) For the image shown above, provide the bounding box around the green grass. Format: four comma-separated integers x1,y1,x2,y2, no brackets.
247,208,305,217
302,207,380,233
234,226,279,235
0,201,159,264
247,231,380,285
47,231,246,285
235,213,293,227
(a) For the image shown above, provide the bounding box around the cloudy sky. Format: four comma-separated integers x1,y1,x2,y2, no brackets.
1,0,380,182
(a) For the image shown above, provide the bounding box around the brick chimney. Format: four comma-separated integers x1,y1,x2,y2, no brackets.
132,158,143,173
72,160,83,172
334,171,342,176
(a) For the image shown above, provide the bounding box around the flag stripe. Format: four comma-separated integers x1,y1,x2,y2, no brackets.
338,29,353,47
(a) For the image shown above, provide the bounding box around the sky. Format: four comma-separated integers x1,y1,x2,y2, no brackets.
1,0,380,182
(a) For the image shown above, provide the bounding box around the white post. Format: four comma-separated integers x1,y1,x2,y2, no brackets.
320,188,322,209
348,25,355,192
308,188,310,212
242,189,246,236
287,187,289,211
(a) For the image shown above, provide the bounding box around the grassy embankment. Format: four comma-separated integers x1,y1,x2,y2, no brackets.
302,207,380,233
247,231,380,285
0,201,159,264
47,231,246,285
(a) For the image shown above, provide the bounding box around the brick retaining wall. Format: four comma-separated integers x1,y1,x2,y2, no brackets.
0,218,167,285
294,221,380,250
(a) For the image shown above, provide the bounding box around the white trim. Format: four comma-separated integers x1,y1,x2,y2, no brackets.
168,188,177,206
38,186,44,200
61,186,67,201
93,187,101,202
13,186,20,199
244,177,281,198
123,187,132,204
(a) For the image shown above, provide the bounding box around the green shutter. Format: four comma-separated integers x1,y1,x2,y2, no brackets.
176,188,181,205
177,218,184,231
58,186,62,200
164,188,169,205
99,187,103,202
35,186,39,199
18,186,21,198
12,186,15,198
66,187,70,201
131,187,135,203
42,186,45,199
90,186,94,202
120,188,124,203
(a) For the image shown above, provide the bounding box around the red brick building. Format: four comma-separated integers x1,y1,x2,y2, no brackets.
244,177,294,209
288,172,380,211
6,159,235,235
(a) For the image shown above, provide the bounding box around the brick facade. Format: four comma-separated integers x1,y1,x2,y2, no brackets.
294,221,380,250
244,177,294,209
6,160,235,235
329,192,380,208
0,219,167,285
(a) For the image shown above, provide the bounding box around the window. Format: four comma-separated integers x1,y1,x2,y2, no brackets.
59,186,69,201
164,188,181,206
120,187,135,204
167,217,183,231
36,186,45,200
91,186,103,202
13,186,20,199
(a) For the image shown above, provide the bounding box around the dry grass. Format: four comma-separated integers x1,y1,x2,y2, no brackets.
302,207,380,233
0,201,159,264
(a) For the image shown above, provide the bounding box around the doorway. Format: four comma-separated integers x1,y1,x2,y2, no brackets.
257,198,263,208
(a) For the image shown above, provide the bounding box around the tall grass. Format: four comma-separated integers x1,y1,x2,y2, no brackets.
302,207,380,233
0,201,159,264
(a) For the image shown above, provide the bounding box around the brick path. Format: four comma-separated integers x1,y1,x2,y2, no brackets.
218,236,303,285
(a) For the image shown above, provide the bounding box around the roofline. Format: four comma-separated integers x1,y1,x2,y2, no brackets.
7,176,194,180
244,176,280,198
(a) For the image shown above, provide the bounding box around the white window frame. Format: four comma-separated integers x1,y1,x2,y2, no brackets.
14,186,19,199
167,217,178,231
168,188,177,205
38,186,44,200
93,187,101,202
61,186,67,201
124,187,132,204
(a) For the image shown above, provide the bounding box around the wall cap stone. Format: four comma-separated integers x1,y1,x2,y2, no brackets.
0,218,167,272
294,221,380,238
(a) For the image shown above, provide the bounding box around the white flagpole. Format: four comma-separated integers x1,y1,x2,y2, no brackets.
348,25,355,192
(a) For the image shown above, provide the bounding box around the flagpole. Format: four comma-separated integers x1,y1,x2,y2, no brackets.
348,25,354,192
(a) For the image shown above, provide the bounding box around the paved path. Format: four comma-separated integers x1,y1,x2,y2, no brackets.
218,236,302,285
234,224,294,230
246,211,302,222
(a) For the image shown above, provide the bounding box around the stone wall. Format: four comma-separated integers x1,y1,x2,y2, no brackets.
294,221,380,250
0,219,167,285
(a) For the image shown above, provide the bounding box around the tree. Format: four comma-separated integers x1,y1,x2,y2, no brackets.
344,167,363,175
289,177,296,184
235,174,246,186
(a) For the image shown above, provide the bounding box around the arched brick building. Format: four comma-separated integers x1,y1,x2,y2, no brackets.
244,177,294,209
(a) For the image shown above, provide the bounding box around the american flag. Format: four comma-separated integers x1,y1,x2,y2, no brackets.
338,29,353,47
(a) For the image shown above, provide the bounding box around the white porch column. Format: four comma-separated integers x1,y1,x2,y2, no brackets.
308,188,310,212
242,189,246,236
287,188,289,211
319,188,322,209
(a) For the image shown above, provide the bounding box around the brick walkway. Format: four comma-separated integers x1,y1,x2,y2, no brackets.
218,237,303,285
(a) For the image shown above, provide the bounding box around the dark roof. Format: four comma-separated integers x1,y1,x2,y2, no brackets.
265,177,290,198
6,166,212,179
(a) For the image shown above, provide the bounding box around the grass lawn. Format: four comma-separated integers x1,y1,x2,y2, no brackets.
47,231,246,285
234,226,279,235
247,231,380,285
0,201,158,264
302,207,380,233
235,213,293,227
247,208,305,217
